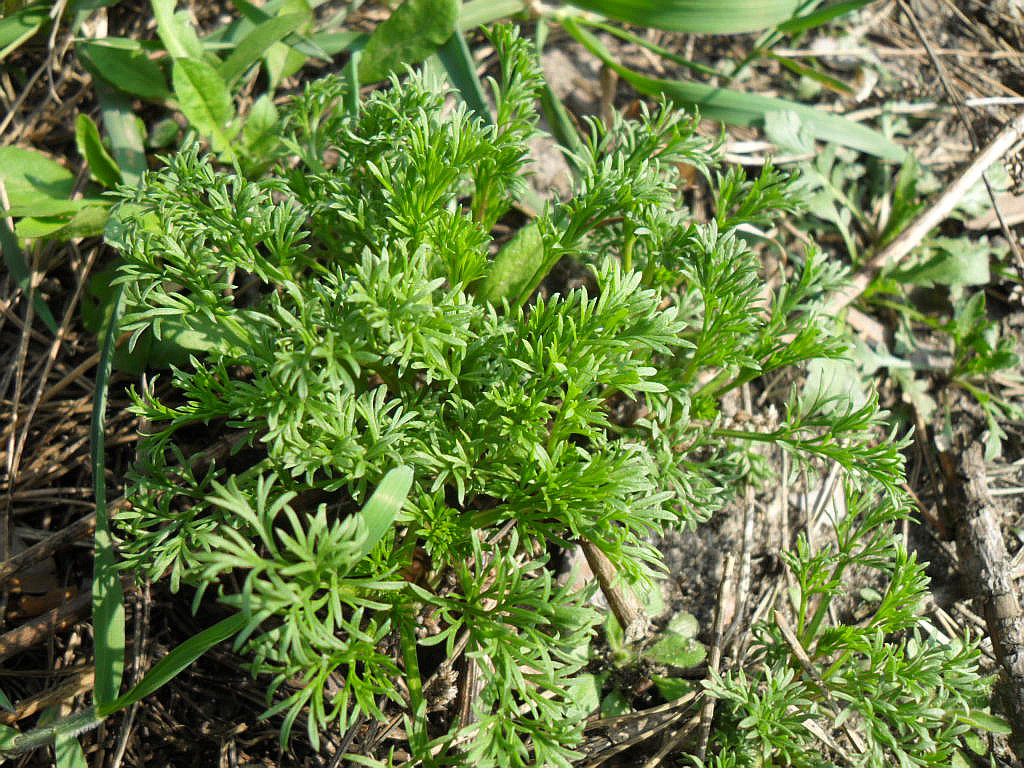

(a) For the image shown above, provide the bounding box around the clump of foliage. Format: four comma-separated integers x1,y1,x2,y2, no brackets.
108,27,994,767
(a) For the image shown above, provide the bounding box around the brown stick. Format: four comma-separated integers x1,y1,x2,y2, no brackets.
825,110,1024,315
0,591,91,664
953,442,1024,760
580,540,649,643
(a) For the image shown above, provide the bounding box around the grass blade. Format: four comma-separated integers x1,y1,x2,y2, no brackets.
91,285,125,709
435,30,492,123
96,82,148,186
564,19,906,161
54,731,88,768
354,465,414,561
218,12,307,86
228,0,330,62
777,0,872,34
96,613,247,716
562,0,801,33
459,0,525,30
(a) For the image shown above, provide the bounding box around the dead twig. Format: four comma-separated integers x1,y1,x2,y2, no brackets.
580,540,650,643
824,109,1024,315
951,442,1024,760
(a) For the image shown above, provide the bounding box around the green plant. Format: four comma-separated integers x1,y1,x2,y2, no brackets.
73,27,993,766
703,483,1000,768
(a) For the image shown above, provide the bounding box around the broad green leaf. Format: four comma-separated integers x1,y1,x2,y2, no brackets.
241,93,280,166
76,39,171,101
152,0,204,60
218,12,306,86
171,57,238,156
890,237,991,288
565,19,906,161
0,147,75,211
354,465,414,561
92,285,126,709
4,198,89,218
435,31,491,123
15,205,110,240
563,0,800,33
0,0,49,61
147,117,180,149
75,114,123,189
97,613,247,716
0,688,11,715
358,0,458,84
476,221,544,307
96,82,148,186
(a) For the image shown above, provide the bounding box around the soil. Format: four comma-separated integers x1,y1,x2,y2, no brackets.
3,0,1024,766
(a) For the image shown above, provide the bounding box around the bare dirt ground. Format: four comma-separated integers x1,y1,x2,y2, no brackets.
3,0,1024,765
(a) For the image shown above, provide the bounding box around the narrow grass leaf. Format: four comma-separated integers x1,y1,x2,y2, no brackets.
92,286,126,709
218,12,306,86
76,39,171,101
229,0,329,61
563,0,801,33
576,18,721,79
565,19,905,161
358,0,459,84
476,220,544,306
0,688,12,714
777,0,872,34
152,0,204,60
435,31,492,123
766,51,853,94
535,19,583,165
97,613,247,716
354,466,414,561
172,57,238,155
75,115,123,189
54,733,88,768
96,82,148,186
312,29,365,56
0,1,50,62
459,0,525,30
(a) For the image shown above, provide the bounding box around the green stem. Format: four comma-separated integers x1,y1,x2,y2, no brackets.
0,710,103,757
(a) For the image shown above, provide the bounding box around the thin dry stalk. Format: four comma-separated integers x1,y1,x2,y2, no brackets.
825,109,1024,315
